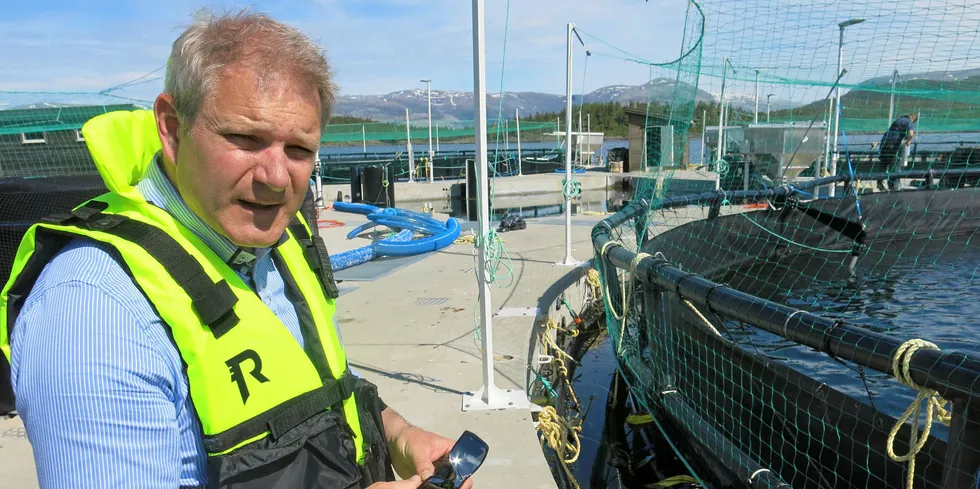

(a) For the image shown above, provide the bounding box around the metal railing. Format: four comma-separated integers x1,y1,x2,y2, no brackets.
591,170,980,488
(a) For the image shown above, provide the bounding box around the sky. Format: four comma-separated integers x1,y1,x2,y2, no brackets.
4,0,979,109
0,0,692,102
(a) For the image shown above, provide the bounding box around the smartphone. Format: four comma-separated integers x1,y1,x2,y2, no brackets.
420,430,489,489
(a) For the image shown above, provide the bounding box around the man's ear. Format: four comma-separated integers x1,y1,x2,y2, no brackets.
154,93,182,167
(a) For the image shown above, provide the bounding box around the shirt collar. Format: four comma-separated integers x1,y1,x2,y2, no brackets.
136,154,256,265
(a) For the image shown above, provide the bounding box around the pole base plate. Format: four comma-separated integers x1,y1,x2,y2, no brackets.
554,257,583,267
462,386,529,412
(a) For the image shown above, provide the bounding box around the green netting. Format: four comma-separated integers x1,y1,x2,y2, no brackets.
0,88,561,181
592,1,980,488
692,1,980,136
321,119,557,145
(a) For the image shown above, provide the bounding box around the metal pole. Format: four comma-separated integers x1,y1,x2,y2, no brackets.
515,107,522,176
314,156,323,207
716,56,728,171
767,94,774,123
578,109,583,167
587,113,591,166
406,108,415,183
422,79,434,183
888,68,897,128
436,125,440,151
754,70,760,123
558,22,578,266
463,0,526,412
830,26,845,197
361,125,366,153
700,109,706,164
505,120,509,151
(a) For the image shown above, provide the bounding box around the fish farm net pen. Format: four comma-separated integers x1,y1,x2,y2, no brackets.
580,0,980,487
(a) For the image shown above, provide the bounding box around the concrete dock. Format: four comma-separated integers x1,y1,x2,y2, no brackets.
0,171,630,488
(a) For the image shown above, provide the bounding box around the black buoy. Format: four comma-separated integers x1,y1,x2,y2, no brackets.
361,165,395,208
349,166,363,203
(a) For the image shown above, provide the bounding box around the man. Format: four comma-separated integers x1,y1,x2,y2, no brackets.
1,10,464,489
878,112,918,189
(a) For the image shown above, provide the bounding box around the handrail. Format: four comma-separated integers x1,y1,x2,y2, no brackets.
591,171,980,404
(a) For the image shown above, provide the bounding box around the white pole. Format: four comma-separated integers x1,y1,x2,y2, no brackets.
314,156,323,207
505,120,509,151
577,109,583,167
700,109,706,164
361,125,366,153
716,56,727,170
830,27,844,197
587,113,591,166
824,82,834,180
406,108,415,183
754,70,760,124
424,79,434,183
436,125,440,151
516,107,522,176
888,68,897,129
767,94,773,123
558,22,578,266
463,0,526,412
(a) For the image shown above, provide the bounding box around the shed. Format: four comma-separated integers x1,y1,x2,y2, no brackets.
624,106,687,171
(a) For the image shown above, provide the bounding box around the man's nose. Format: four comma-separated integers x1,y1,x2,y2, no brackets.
253,149,290,192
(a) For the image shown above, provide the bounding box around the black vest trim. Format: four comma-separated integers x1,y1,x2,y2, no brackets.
286,218,340,299
203,369,358,454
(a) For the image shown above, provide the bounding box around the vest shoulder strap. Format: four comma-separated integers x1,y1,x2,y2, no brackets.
43,201,241,338
287,218,340,299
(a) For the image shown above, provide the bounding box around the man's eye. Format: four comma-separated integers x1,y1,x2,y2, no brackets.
227,134,258,144
287,146,315,158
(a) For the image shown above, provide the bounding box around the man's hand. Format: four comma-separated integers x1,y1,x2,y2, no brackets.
366,475,422,489
382,408,475,489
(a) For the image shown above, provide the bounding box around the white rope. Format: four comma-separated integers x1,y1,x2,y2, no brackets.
683,300,723,337
615,252,650,354
886,339,951,489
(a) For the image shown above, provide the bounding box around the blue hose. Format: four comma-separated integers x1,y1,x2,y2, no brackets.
331,201,461,264
329,228,414,271
374,217,460,256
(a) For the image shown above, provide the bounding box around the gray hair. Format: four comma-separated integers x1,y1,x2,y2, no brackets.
164,8,337,130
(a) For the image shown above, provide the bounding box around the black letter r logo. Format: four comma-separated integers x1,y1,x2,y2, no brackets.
226,349,270,403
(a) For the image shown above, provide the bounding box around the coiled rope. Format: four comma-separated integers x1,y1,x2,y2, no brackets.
597,241,652,354
886,339,951,489
536,405,582,465
542,318,581,410
585,267,602,303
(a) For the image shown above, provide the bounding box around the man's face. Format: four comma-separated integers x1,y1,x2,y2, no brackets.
163,64,321,247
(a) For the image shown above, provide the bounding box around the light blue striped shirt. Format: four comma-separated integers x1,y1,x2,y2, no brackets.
9,156,311,488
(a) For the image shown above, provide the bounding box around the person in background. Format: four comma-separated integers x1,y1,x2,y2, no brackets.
878,112,918,190
1,9,470,489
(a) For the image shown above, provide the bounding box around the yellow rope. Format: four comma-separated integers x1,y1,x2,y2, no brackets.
886,339,952,489
683,300,722,337
583,210,610,216
536,405,582,465
454,233,476,245
542,319,581,409
650,475,700,488
585,267,602,303
615,252,650,354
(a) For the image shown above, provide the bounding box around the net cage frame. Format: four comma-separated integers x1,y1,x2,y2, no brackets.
592,171,980,489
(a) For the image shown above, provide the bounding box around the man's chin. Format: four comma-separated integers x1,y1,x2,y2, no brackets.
224,222,287,249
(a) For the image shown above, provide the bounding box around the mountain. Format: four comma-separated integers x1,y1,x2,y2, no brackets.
332,78,716,122
855,67,980,89
709,92,796,113
775,67,980,121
